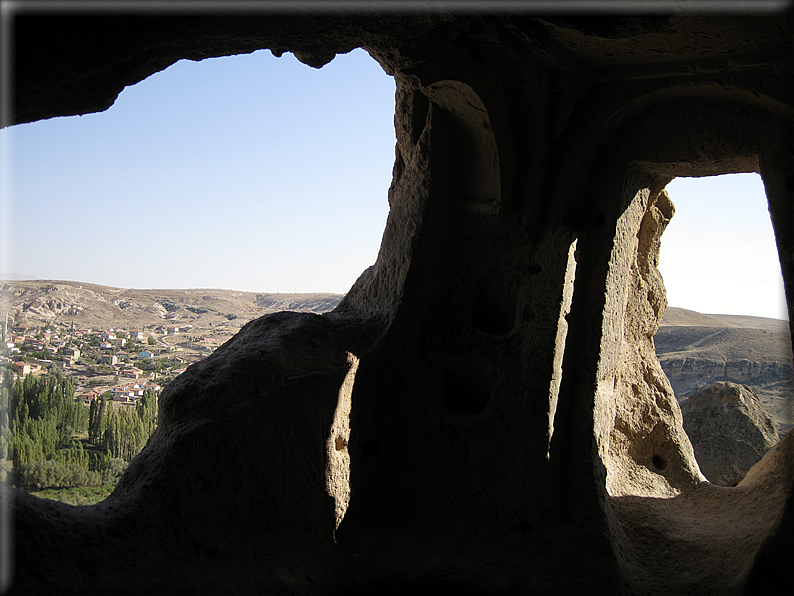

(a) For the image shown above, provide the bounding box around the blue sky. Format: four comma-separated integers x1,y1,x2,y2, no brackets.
0,48,787,319
660,174,786,320
1,48,395,294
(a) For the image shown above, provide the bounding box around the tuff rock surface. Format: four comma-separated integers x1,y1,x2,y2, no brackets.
682,381,779,486
5,6,794,596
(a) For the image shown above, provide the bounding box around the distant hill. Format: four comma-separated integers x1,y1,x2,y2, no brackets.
657,307,793,436
1,279,344,329
3,284,790,435
659,307,736,328
654,325,791,364
660,307,789,332
0,272,40,281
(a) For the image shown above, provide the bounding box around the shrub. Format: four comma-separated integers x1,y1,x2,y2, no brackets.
0,459,12,483
30,484,115,506
17,460,101,490
100,458,128,485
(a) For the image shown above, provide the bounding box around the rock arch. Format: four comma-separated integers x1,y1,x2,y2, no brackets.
555,92,794,592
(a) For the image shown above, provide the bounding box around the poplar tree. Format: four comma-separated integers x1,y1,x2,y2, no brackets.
136,389,157,436
88,398,100,444
88,393,110,445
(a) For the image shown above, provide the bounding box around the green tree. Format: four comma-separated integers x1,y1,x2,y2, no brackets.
17,459,101,490
101,457,127,484
11,433,44,472
3,371,155,491
104,407,147,462
0,368,11,461
88,398,100,444
136,389,157,435
5,373,87,483
88,393,110,445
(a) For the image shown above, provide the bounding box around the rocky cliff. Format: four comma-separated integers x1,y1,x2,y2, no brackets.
656,308,793,436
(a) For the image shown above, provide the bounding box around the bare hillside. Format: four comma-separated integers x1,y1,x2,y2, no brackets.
660,306,789,332
656,307,793,436
654,326,792,364
2,280,344,329
659,307,736,328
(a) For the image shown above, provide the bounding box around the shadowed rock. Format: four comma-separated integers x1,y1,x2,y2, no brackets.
682,381,780,486
5,8,794,595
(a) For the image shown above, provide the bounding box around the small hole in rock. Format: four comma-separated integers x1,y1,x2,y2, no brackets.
652,455,666,470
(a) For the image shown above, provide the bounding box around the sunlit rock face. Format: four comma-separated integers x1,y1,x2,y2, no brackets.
598,189,706,499
8,10,794,595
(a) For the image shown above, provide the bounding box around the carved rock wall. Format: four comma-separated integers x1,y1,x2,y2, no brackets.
5,9,794,595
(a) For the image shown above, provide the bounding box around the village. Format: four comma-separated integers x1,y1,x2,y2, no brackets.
0,319,227,409
0,281,344,417
0,282,345,504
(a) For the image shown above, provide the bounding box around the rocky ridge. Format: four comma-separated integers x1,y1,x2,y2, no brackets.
656,307,793,437
681,381,780,486
1,280,344,329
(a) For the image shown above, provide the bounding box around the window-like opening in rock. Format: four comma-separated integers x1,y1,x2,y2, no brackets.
547,238,578,457
0,48,395,504
326,352,359,532
424,81,501,213
657,173,790,486
3,48,393,292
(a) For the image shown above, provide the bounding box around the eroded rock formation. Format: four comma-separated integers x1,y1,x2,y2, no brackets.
682,381,779,486
5,7,794,595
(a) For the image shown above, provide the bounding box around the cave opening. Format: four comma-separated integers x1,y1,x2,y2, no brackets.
2,47,395,293
657,172,791,486
1,47,396,504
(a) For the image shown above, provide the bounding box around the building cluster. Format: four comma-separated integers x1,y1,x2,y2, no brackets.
5,325,83,373
1,321,168,407
80,380,162,406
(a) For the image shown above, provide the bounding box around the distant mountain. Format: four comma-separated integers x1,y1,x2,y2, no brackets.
0,272,40,281
658,307,736,328
657,307,793,436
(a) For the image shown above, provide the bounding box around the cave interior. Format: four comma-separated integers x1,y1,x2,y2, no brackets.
5,6,794,595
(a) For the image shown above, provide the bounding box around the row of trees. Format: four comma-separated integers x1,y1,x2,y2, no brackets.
89,388,157,462
0,367,158,491
1,371,85,467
